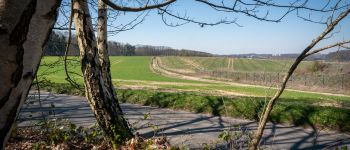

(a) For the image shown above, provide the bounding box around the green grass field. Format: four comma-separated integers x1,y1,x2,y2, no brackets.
38,56,350,101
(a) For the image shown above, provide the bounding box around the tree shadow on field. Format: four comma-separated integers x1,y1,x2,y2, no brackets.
262,104,319,149
119,90,350,149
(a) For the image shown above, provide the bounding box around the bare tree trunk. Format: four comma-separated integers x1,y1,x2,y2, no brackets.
249,7,350,150
97,0,125,117
72,0,132,146
0,0,60,149
97,0,112,91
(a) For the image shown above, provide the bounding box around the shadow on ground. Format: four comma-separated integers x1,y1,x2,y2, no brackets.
17,92,350,149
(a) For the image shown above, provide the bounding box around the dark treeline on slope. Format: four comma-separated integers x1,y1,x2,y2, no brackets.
43,31,212,57
326,50,350,61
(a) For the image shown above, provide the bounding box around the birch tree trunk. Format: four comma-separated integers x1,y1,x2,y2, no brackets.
97,0,113,91
97,0,125,119
0,0,61,149
72,0,132,146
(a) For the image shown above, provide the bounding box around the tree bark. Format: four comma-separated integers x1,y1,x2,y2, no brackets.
0,0,61,149
249,6,350,150
72,0,132,146
97,0,112,91
97,0,122,110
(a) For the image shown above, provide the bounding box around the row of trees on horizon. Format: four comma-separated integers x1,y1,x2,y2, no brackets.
45,31,350,61
44,31,213,57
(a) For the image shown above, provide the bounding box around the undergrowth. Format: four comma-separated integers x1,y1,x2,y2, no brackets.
7,119,110,150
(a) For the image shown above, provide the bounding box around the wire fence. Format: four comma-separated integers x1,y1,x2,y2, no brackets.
197,69,350,94
156,57,350,94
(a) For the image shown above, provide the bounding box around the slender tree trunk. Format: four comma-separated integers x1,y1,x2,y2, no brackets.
0,0,60,149
72,0,132,146
249,7,350,150
97,0,125,116
97,0,112,91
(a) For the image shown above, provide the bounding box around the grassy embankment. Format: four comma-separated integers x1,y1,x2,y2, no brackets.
38,56,350,131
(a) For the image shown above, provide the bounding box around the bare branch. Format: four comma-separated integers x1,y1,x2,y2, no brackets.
340,44,350,49
158,7,242,27
194,0,292,22
304,40,350,57
250,5,350,150
249,0,349,12
108,10,149,35
64,0,81,89
102,0,176,12
53,27,76,30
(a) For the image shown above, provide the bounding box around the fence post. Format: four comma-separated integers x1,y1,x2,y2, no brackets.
263,72,266,85
253,73,255,82
341,74,344,89
304,75,307,86
322,74,325,86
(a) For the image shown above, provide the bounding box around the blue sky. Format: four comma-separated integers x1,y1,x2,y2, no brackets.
55,0,349,55
105,0,350,55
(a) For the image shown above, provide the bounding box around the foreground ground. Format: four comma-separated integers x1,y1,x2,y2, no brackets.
36,56,350,132
16,92,350,149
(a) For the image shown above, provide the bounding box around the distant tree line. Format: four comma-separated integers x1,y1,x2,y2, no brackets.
326,50,350,61
274,51,350,61
226,51,350,61
43,31,212,57
43,31,73,56
44,31,350,61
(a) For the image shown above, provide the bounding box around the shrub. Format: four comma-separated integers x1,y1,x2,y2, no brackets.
308,61,328,73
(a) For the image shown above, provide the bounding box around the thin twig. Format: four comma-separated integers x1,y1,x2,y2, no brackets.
64,0,81,89
35,75,45,121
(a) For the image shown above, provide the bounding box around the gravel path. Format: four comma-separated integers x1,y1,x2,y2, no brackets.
17,91,350,149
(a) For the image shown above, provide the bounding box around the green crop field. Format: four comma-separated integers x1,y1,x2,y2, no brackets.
38,56,203,83
38,56,350,100
109,56,201,83
159,56,317,73
160,56,350,73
